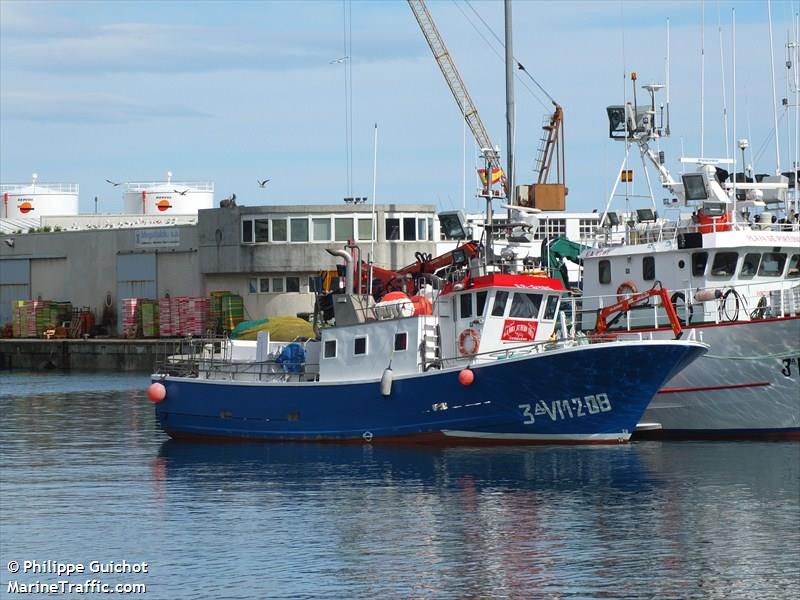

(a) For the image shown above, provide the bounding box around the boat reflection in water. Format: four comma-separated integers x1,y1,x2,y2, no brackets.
154,440,798,599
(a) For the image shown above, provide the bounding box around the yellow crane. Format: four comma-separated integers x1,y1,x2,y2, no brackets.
408,0,567,210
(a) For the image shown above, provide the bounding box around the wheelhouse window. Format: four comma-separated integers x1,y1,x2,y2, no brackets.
394,332,408,351
758,252,787,277
476,291,488,317
599,260,611,284
543,295,559,320
459,294,472,319
354,336,367,356
739,253,761,279
710,252,738,277
323,340,337,358
491,291,509,317
787,254,800,278
692,252,708,276
643,256,656,281
509,293,542,319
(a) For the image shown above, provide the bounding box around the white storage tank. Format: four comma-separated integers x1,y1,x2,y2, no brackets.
123,171,214,215
1,174,79,219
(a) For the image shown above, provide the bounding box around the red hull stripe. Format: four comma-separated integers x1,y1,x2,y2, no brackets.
658,381,771,394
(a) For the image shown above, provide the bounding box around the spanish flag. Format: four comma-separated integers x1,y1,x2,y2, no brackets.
478,167,504,186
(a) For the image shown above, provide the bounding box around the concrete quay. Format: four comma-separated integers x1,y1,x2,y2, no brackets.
0,338,177,372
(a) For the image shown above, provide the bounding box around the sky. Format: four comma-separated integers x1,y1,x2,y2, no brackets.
1,0,796,216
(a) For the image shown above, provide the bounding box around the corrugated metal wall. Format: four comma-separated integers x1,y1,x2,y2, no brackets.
0,259,30,325
116,254,156,335
31,258,68,303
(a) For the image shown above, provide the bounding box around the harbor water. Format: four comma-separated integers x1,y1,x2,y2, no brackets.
1,372,798,599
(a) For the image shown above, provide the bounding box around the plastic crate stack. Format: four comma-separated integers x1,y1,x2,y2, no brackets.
121,298,141,338
11,301,26,337
140,300,160,338
26,300,51,337
206,291,229,335
159,297,174,337
221,294,244,332
177,297,209,336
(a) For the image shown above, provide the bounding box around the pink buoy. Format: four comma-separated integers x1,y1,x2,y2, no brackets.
148,382,167,403
458,369,474,386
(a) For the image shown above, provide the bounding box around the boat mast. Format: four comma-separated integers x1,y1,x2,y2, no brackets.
505,0,515,206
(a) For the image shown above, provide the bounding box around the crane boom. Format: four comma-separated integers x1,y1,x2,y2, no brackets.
407,0,506,192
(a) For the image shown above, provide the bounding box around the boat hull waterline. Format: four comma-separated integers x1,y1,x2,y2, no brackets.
633,316,800,440
154,340,705,444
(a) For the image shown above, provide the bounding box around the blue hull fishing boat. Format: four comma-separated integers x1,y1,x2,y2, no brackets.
151,251,706,443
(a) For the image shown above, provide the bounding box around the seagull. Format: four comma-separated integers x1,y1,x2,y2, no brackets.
257,179,270,188
106,179,122,186
330,56,349,64
4,238,15,248
173,189,189,195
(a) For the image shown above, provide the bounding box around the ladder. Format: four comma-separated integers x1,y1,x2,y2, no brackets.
421,322,440,368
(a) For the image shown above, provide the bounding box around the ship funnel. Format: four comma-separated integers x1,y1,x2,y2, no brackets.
326,247,353,294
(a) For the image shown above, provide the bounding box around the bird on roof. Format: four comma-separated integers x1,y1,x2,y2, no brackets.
257,179,270,188
173,189,189,195
330,56,349,64
106,179,122,186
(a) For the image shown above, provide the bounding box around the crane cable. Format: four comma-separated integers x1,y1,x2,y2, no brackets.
457,0,557,109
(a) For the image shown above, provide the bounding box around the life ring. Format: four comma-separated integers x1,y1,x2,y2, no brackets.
616,281,638,301
458,328,481,356
669,291,693,325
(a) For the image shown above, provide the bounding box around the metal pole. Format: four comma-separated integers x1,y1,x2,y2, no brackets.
505,0,515,206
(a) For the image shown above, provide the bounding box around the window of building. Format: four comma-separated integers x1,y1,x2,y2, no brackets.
643,256,656,281
459,293,472,319
313,218,331,241
259,278,270,293
427,218,434,241
243,220,254,243
385,218,401,240
286,277,300,292
758,252,787,277
403,217,417,241
272,219,287,242
309,276,322,292
543,295,559,320
491,291,509,316
692,252,708,276
509,293,542,319
579,218,599,238
476,291,488,317
535,218,567,240
787,254,800,278
291,218,309,242
417,219,428,241
358,218,373,241
354,336,367,355
740,253,761,279
248,278,258,293
272,278,284,293
710,252,738,277
324,340,337,359
599,260,611,284
255,219,269,243
394,332,408,352
335,218,354,242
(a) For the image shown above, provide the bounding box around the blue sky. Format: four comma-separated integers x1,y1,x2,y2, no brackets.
0,0,794,215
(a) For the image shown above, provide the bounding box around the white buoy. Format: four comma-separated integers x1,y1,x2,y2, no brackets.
380,368,393,396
